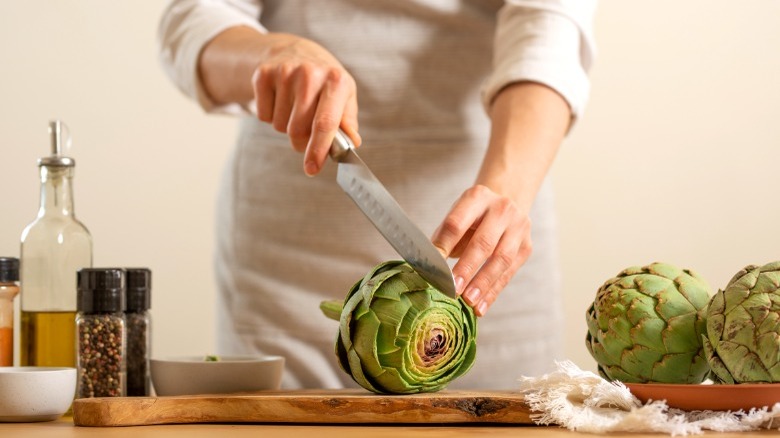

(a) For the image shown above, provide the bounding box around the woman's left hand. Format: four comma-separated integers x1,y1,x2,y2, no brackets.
431,184,532,317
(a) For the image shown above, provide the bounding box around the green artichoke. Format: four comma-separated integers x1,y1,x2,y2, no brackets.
703,262,780,384
320,260,477,394
585,262,711,383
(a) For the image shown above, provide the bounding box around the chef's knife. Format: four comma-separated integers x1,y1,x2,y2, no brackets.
329,129,458,299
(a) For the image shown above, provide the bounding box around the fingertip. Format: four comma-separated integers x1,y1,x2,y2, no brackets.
304,160,319,177
462,287,479,306
475,301,488,317
454,276,465,295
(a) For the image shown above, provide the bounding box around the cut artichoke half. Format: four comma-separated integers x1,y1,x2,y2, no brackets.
321,260,477,394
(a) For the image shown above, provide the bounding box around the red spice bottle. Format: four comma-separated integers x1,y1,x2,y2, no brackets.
0,257,20,366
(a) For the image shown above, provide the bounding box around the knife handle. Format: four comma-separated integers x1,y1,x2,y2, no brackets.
329,129,354,161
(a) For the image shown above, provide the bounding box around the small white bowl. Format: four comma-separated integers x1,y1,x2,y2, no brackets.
0,367,77,422
150,355,284,396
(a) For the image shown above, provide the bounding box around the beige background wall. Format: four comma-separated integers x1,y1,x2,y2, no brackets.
1,2,778,376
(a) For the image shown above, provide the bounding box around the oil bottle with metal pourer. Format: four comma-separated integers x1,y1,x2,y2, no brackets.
20,120,93,367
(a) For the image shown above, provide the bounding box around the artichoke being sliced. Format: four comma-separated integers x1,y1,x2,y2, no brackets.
703,261,780,384
585,262,711,383
321,260,477,394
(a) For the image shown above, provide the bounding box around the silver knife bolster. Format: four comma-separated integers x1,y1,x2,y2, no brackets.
329,129,354,161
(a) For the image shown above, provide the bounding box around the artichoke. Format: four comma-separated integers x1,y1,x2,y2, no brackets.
703,262,780,384
585,262,711,383
320,260,477,394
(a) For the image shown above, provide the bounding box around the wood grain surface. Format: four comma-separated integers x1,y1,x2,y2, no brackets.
72,390,534,427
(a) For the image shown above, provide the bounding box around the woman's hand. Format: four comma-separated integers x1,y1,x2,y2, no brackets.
252,35,360,176
198,28,360,176
431,185,532,317
431,82,572,318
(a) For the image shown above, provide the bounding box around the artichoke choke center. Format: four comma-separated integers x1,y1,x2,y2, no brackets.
422,328,447,363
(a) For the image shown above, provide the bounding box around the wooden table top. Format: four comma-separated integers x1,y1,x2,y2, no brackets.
1,416,779,437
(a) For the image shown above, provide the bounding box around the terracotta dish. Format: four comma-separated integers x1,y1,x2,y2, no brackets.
626,383,780,411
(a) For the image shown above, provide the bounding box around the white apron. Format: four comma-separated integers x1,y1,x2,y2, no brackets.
213,0,564,389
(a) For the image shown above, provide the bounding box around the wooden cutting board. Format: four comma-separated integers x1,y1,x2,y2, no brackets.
72,390,534,427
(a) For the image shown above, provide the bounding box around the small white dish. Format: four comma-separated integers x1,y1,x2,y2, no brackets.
150,355,284,396
0,367,77,422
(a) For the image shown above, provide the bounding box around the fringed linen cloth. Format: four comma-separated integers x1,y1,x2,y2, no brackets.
518,361,780,436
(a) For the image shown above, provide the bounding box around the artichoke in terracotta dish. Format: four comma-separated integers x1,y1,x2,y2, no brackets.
320,260,477,394
703,261,780,384
586,262,711,383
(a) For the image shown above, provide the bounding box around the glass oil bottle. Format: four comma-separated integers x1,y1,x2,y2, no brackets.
20,120,93,367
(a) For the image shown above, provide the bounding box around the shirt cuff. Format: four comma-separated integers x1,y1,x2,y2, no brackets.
481,3,596,120
158,0,266,115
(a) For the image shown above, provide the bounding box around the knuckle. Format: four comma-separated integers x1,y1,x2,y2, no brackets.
287,121,311,141
277,62,295,79
298,63,327,86
272,118,288,133
520,239,534,260
325,67,344,84
472,234,495,253
312,114,339,134
253,64,273,83
496,270,513,290
496,197,515,214
492,250,515,271
453,257,479,279
438,216,463,238
464,185,489,200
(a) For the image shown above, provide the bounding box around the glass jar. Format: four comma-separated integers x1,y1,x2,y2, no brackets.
0,257,20,366
125,268,151,396
76,268,126,398
21,121,92,368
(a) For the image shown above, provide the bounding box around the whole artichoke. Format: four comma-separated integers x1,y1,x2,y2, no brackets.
703,262,780,384
585,262,711,383
320,260,477,394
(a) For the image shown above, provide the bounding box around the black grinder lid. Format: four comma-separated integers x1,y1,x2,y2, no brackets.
125,268,151,312
77,268,125,313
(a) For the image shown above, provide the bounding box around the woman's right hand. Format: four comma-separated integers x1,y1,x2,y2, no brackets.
251,34,360,176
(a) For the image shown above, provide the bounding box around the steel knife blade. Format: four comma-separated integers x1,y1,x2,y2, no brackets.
329,130,457,298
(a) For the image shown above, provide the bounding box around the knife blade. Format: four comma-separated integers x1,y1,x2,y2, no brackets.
329,130,458,299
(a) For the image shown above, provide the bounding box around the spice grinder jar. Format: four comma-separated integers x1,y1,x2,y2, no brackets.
76,268,126,398
125,268,151,396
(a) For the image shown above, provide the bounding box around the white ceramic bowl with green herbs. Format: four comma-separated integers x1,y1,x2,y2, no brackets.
150,355,284,396
0,367,76,422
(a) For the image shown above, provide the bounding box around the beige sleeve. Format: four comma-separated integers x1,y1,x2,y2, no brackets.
157,0,267,115
482,0,597,120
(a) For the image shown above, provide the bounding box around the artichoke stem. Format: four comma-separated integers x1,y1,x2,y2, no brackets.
320,300,343,321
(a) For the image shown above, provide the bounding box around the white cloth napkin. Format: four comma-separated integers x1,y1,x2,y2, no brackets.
518,361,780,436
